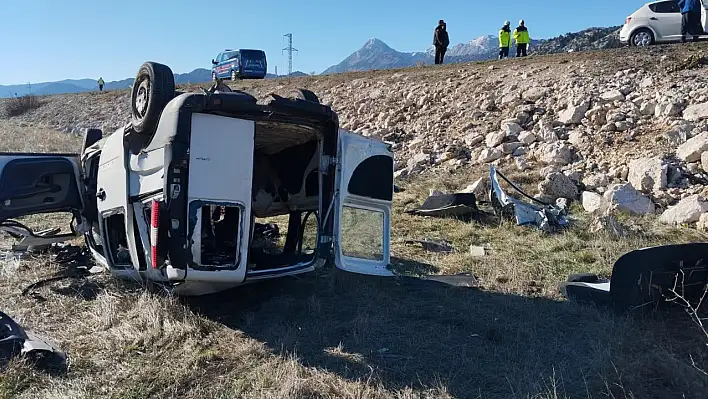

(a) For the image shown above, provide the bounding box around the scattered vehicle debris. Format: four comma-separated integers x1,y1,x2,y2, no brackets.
404,239,454,253
0,311,66,370
406,193,480,221
489,165,569,233
560,243,708,312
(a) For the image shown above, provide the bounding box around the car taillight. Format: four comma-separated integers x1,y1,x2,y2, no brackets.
150,200,160,268
625,17,632,25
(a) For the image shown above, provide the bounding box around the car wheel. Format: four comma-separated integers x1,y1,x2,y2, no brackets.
288,88,320,103
630,29,654,47
231,70,238,81
212,72,217,81
130,62,175,136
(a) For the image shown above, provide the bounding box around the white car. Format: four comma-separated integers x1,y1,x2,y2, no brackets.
620,0,708,46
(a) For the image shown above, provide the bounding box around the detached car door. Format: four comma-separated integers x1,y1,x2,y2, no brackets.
333,130,394,276
0,154,83,222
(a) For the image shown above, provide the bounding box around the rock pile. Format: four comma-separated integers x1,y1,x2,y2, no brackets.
4,46,708,229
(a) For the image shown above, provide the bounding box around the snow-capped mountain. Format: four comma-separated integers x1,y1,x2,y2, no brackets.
322,26,621,74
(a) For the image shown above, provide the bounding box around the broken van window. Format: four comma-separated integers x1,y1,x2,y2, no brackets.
103,213,131,266
340,206,384,261
200,205,240,266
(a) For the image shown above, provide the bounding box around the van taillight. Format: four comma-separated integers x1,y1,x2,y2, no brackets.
625,17,632,25
150,200,160,268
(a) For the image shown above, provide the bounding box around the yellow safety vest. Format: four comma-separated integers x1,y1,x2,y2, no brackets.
513,28,530,44
499,29,511,48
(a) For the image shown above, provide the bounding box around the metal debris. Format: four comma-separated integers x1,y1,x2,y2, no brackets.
489,165,569,232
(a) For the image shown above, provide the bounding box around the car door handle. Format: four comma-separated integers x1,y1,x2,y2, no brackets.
650,17,658,20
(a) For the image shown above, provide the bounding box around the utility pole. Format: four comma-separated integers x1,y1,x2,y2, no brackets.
27,82,31,96
282,33,298,76
275,66,278,77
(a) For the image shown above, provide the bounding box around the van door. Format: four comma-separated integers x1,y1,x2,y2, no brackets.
333,130,394,276
702,0,708,34
0,154,83,222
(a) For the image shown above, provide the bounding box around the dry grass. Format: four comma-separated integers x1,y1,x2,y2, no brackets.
2,100,708,398
0,121,83,153
2,95,44,118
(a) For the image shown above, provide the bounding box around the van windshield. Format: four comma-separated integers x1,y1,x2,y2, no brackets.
240,50,265,60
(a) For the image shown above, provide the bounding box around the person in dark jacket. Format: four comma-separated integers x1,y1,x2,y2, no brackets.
499,21,511,59
433,20,450,64
678,0,704,43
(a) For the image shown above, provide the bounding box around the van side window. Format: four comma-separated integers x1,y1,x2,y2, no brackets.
103,211,132,266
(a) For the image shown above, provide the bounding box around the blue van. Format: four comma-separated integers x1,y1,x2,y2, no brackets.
211,49,267,81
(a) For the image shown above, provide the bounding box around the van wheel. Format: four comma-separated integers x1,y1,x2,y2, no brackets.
231,70,238,81
630,29,654,47
289,88,320,103
212,72,217,81
130,62,175,136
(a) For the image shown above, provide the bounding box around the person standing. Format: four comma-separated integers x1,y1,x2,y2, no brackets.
433,20,450,65
678,0,703,43
499,21,512,59
513,20,530,57
97,77,105,92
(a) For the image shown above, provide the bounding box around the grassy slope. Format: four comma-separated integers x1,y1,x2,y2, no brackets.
1,79,708,398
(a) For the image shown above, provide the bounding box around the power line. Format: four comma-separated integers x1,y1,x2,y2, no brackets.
282,33,298,76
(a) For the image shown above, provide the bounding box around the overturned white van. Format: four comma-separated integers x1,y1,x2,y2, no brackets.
0,62,395,295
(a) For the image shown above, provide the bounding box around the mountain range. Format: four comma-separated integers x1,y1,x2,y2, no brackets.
0,69,307,98
0,26,621,98
322,26,622,74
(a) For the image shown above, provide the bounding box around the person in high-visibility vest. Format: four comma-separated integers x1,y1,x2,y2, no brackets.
97,77,105,92
498,21,511,60
513,20,530,57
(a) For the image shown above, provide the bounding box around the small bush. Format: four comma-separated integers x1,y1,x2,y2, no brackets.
3,94,43,117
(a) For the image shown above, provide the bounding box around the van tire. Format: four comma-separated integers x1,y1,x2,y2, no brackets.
289,88,320,103
130,62,175,136
231,70,238,81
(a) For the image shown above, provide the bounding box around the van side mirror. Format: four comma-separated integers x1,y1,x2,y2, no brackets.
212,59,217,65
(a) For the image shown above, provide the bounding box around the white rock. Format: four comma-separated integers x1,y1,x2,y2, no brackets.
683,103,708,121
469,245,486,257
628,157,667,193
600,90,625,102
603,183,656,215
640,101,656,116
501,142,523,154
698,213,708,231
582,173,609,190
518,131,537,144
486,131,506,148
461,177,489,198
501,121,523,137
538,172,579,201
568,131,584,146
676,132,708,162
582,191,605,213
463,133,484,147
702,151,708,172
478,148,503,163
659,195,708,225
539,142,573,166
522,87,548,102
407,153,430,169
664,102,683,117
515,156,531,171
558,101,590,125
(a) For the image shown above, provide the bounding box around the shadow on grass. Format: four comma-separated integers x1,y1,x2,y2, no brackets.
188,269,708,398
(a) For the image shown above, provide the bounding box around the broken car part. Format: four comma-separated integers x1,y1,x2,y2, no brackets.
404,239,455,253
406,193,481,221
560,243,708,312
0,311,66,370
489,165,568,232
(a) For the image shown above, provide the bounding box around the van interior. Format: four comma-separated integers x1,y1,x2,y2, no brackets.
198,118,324,272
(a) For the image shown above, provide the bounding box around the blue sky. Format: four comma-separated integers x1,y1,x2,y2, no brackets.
0,0,648,85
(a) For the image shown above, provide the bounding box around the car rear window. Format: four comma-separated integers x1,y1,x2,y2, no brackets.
240,50,265,60
649,1,680,13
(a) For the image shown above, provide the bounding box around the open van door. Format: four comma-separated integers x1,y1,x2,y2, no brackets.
702,0,708,34
0,153,84,224
333,131,394,276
